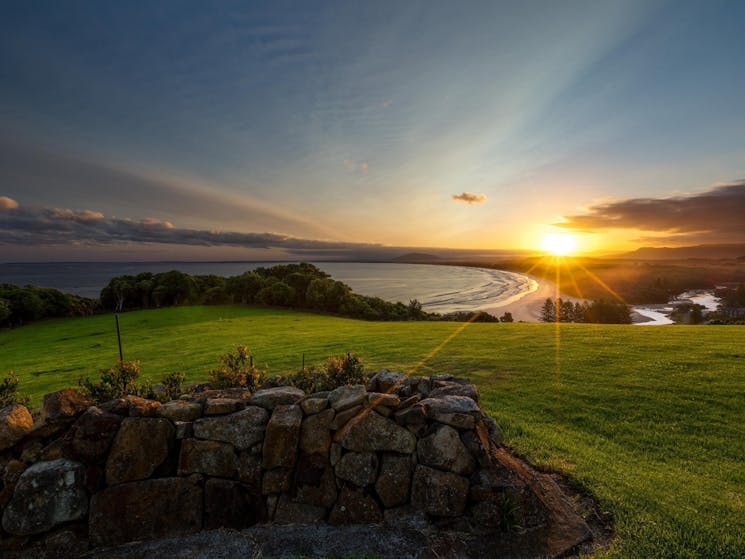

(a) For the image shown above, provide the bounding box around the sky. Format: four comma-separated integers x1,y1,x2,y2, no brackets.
1,0,744,261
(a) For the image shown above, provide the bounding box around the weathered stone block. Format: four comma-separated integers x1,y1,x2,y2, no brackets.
417,424,475,475
411,465,469,517
156,400,202,422
329,486,382,525
328,385,366,411
105,417,174,485
300,396,328,415
178,438,237,477
375,453,413,508
204,397,245,415
366,369,406,393
263,404,302,469
249,387,305,409
293,453,337,508
0,404,33,452
299,408,334,455
337,410,416,454
88,477,202,547
65,406,122,463
274,494,326,524
329,405,361,430
262,468,291,495
40,389,91,424
335,452,378,487
2,459,88,535
193,406,268,450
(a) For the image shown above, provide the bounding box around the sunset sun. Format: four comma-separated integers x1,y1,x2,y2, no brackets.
541,232,577,256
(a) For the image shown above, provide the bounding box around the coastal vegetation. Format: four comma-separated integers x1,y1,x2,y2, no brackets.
0,305,743,557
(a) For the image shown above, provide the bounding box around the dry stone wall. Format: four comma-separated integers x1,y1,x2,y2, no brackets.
0,372,591,558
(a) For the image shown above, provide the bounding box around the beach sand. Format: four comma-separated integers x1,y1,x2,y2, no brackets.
484,275,566,322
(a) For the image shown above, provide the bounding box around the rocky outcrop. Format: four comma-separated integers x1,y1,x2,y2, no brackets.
0,370,592,558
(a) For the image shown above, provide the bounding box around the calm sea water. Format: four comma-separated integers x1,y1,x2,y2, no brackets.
0,261,536,314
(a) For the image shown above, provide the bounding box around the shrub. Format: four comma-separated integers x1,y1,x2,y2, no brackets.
285,366,331,393
324,352,367,387
0,370,30,408
79,360,146,402
161,371,187,400
208,346,266,390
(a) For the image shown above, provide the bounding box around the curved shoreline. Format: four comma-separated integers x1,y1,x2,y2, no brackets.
482,274,563,322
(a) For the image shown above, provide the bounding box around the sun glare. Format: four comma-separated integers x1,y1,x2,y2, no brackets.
541,232,577,256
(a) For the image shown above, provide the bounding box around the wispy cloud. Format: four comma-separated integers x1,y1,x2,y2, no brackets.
452,192,487,205
556,181,745,242
0,196,19,210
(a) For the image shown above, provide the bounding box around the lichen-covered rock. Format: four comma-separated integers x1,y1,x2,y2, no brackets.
366,369,407,393
88,477,203,547
299,408,334,455
329,486,382,525
105,418,174,484
0,404,33,452
101,395,162,417
375,453,413,508
337,410,416,454
180,388,252,404
411,465,469,517
328,385,366,411
366,392,400,408
249,387,305,410
237,451,262,488
204,478,264,529
428,382,479,402
40,389,91,424
335,452,378,487
263,404,302,469
204,397,245,415
156,400,202,422
193,406,269,450
330,405,362,430
417,424,476,475
419,395,480,418
2,459,88,535
178,438,237,477
65,406,123,463
300,397,328,415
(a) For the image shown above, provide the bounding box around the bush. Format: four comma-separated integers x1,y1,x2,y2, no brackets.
324,352,367,387
79,360,147,403
161,371,187,401
0,370,29,408
285,366,331,394
208,346,266,390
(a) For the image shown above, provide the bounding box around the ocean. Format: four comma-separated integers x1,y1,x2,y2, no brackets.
0,261,537,314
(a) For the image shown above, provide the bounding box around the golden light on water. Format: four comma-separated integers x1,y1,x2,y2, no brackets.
541,232,577,256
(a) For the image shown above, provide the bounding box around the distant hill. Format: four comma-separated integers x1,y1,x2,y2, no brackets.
391,252,442,263
621,243,745,260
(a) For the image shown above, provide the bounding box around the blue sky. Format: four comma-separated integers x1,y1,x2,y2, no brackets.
1,0,744,259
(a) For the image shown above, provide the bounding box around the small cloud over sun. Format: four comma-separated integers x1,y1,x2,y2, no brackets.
0,196,20,210
452,192,487,205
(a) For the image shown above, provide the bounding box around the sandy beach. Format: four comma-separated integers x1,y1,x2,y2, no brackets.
484,275,566,322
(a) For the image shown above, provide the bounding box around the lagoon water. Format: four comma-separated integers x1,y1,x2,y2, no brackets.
0,261,536,314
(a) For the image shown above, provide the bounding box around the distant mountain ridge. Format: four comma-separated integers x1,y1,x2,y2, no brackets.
391,252,441,262
621,243,745,260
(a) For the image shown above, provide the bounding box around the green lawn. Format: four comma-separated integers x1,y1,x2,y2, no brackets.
1,305,744,558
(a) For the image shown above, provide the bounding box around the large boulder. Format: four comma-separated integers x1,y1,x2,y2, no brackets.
204,398,245,415
299,408,334,455
105,418,174,484
410,465,469,517
65,406,123,463
366,369,407,393
328,385,366,411
0,404,33,452
40,389,91,424
2,459,88,535
178,438,237,477
335,452,378,487
263,405,302,469
417,424,476,475
300,397,328,415
375,453,413,508
193,406,269,450
88,477,203,547
156,400,202,422
249,387,305,410
337,410,416,454
101,395,161,417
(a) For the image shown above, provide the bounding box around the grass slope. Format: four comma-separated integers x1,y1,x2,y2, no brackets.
1,305,744,558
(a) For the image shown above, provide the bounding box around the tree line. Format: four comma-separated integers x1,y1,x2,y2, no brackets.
540,297,631,324
0,284,98,328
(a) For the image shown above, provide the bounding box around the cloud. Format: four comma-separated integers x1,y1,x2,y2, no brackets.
0,200,387,254
0,196,19,210
343,159,368,174
452,192,487,205
556,180,745,242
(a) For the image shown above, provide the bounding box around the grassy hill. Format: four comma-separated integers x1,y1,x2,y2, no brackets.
1,306,744,558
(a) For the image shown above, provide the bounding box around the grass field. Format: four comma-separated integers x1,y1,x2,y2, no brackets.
1,305,744,558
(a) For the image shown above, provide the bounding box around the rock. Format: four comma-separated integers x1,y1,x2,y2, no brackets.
293,453,337,508
328,385,366,411
398,394,421,410
180,388,252,404
101,395,161,417
366,369,407,393
263,405,302,469
411,465,469,517
375,453,413,508
38,439,66,462
335,452,378,487
174,421,193,439
428,382,479,402
19,440,43,463
249,387,305,410
300,397,328,415
262,468,291,495
274,494,326,524
330,405,362,430
105,417,174,484
3,459,27,485
1,459,88,535
40,389,91,424
329,486,382,525
417,424,476,475
0,527,88,559
329,443,342,466
237,451,262,489
299,408,334,455
88,477,203,547
419,395,480,418
337,410,416,454
366,392,401,408
394,404,427,427
481,415,504,446
65,406,123,463
204,397,245,415
204,478,264,529
470,501,501,531
383,505,429,530
433,412,476,430
178,438,237,477
156,400,202,422
0,404,33,452
459,430,488,465
193,406,269,450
